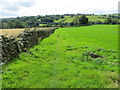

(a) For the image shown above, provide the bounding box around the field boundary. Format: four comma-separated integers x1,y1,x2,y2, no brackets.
0,28,57,62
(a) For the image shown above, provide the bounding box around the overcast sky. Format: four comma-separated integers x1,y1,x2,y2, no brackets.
0,0,119,18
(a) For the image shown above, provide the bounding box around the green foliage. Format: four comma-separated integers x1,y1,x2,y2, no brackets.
2,25,118,88
105,18,113,24
78,15,88,25
105,17,119,24
87,15,106,22
1,14,119,29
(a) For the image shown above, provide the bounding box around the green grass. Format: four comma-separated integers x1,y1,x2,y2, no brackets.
54,18,66,23
2,25,118,88
64,16,75,23
54,16,75,23
39,24,46,26
86,15,106,22
54,15,107,23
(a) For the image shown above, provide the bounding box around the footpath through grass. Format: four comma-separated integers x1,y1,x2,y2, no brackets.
2,25,118,88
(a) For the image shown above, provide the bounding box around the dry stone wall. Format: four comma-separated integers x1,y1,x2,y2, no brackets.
0,28,57,63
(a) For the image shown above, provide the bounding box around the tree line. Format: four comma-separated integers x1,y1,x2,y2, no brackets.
0,14,119,29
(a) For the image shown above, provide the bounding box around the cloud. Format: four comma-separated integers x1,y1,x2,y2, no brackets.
0,0,35,13
0,10,17,17
16,1,35,8
0,0,36,18
0,0,119,18
3,5,19,11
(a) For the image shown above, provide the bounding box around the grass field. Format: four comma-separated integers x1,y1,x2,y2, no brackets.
86,15,106,22
2,25,118,88
64,16,75,23
54,15,106,23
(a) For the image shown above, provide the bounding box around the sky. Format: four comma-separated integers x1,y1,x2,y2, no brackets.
0,0,119,18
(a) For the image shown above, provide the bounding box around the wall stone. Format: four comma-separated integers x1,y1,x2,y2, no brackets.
0,28,57,63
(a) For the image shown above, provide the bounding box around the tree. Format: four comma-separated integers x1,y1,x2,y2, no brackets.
13,20,25,28
71,15,89,26
88,21,94,25
104,18,118,24
71,16,79,26
105,17,112,24
111,19,118,24
79,15,89,25
94,20,102,24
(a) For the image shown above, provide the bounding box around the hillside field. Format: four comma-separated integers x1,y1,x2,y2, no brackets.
2,25,118,88
54,15,112,23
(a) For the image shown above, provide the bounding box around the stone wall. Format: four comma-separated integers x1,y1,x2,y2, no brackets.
0,28,57,63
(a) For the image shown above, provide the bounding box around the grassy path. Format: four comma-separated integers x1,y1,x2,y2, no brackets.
2,25,118,88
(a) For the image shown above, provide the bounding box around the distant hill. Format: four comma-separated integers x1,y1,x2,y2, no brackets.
0,13,119,29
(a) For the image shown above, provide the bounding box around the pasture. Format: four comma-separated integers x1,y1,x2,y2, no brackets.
86,15,106,22
54,15,106,23
2,25,118,88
